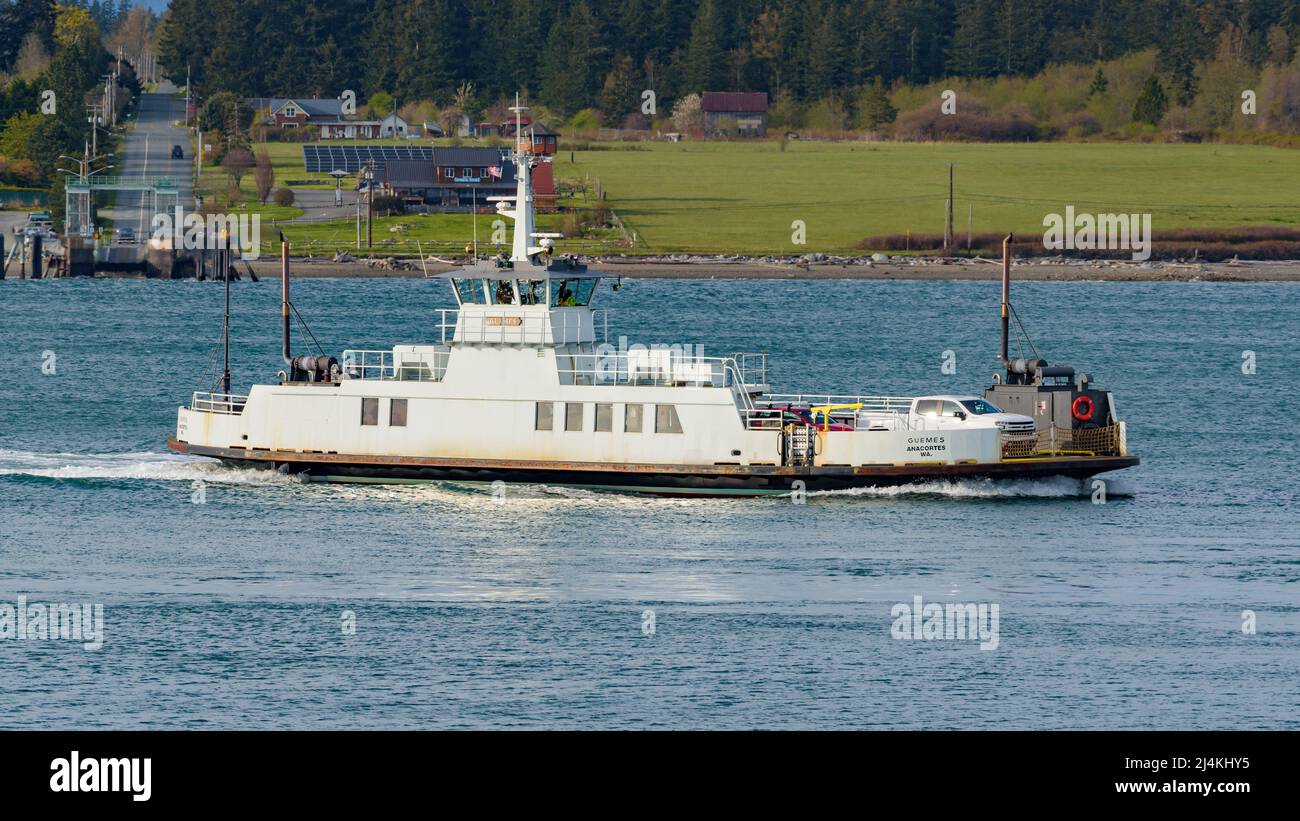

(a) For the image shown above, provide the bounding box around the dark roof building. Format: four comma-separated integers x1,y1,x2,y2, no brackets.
381,146,555,212
700,91,769,136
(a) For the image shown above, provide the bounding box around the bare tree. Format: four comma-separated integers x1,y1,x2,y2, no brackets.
222,148,255,195
253,149,274,203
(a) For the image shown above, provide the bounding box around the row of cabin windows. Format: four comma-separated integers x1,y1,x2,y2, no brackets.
536,402,682,434
360,397,407,427
451,277,596,307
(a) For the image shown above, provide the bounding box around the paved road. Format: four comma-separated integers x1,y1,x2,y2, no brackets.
101,82,193,236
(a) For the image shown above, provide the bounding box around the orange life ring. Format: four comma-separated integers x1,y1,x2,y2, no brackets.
1071,395,1095,422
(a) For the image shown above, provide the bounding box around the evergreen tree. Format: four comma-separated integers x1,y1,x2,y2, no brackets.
683,0,725,93
1132,74,1168,125
1089,66,1109,95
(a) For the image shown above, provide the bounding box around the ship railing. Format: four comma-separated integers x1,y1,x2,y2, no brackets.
729,352,768,393
436,308,610,344
742,395,914,430
190,391,247,415
557,350,760,388
1001,423,1126,459
340,349,449,382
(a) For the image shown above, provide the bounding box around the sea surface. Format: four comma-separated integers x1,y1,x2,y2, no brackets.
1,275,1297,729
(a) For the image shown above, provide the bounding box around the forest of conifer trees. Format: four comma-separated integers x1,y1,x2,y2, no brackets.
149,0,1300,122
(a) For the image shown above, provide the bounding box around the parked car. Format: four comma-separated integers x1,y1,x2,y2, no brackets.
171,145,184,159
115,226,136,244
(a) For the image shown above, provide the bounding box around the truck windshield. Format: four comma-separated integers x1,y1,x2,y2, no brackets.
960,399,1002,415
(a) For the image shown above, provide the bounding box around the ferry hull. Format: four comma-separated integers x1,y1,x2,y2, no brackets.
168,437,1138,497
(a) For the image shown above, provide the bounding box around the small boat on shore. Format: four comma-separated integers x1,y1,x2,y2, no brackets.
167,105,1137,497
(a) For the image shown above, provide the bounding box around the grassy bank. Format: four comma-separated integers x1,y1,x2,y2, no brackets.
554,141,1300,255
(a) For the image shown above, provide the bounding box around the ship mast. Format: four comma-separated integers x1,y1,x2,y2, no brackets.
508,93,535,263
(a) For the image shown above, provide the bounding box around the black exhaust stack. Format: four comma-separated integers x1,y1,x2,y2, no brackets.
280,232,337,383
985,232,1116,438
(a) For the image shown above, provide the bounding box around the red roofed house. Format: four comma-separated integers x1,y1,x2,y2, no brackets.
700,92,769,136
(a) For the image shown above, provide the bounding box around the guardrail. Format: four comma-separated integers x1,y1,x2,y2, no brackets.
555,350,765,390
744,395,913,431
341,348,450,381
190,391,247,415
1001,423,1126,458
438,308,610,344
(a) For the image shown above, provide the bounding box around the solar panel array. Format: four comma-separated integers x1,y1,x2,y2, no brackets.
302,145,434,174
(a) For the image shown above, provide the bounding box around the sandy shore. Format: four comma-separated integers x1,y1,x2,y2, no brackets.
250,256,1300,281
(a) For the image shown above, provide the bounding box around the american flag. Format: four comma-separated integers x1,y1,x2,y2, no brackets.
487,165,503,179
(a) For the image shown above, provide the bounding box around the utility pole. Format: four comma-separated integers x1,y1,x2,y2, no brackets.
944,163,954,252
366,160,374,249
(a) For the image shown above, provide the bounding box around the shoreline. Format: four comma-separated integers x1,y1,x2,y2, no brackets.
247,256,1300,282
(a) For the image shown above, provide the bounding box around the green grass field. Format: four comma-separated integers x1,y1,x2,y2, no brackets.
267,211,621,258
204,137,1300,257
553,141,1300,254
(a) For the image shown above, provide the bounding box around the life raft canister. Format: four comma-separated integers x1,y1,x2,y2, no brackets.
1071,395,1095,422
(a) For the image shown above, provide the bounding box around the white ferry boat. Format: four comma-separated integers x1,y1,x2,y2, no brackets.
167,109,1138,496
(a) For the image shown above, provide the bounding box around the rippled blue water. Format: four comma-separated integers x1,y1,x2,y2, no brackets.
1,275,1297,728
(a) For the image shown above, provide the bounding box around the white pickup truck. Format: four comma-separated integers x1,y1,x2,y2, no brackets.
856,395,1037,434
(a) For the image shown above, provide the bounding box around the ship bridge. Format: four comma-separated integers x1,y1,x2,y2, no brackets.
435,263,606,346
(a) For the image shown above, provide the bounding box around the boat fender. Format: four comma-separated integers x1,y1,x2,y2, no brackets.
1071,395,1095,423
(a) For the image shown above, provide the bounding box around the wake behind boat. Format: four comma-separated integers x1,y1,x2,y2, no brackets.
166,102,1137,497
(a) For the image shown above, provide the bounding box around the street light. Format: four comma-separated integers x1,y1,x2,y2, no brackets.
329,169,347,208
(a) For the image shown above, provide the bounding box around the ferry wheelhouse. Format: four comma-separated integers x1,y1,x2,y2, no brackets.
168,108,1138,496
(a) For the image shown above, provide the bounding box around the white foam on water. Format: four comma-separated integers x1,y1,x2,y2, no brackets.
807,474,1135,499
0,449,298,485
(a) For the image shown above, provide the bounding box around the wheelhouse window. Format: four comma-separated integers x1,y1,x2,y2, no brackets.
361,397,379,426
624,403,643,433
565,402,584,432
655,404,683,433
390,398,408,426
452,278,484,305
535,402,554,431
595,403,613,432
550,278,597,307
519,280,546,305
492,279,517,304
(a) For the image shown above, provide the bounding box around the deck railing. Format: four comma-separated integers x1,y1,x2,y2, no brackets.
341,348,450,382
1001,423,1126,458
190,391,247,415
437,308,609,344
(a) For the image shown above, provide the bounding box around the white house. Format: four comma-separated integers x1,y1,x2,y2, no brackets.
380,113,409,138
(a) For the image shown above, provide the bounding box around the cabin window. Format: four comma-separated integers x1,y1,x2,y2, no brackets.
390,398,408,427
551,278,597,307
565,402,584,432
520,280,546,305
452,278,482,305
535,402,554,431
655,404,683,434
941,401,964,417
595,403,613,432
492,279,516,304
624,403,643,433
361,397,379,426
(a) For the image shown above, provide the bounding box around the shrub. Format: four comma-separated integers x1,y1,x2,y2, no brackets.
273,187,295,207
